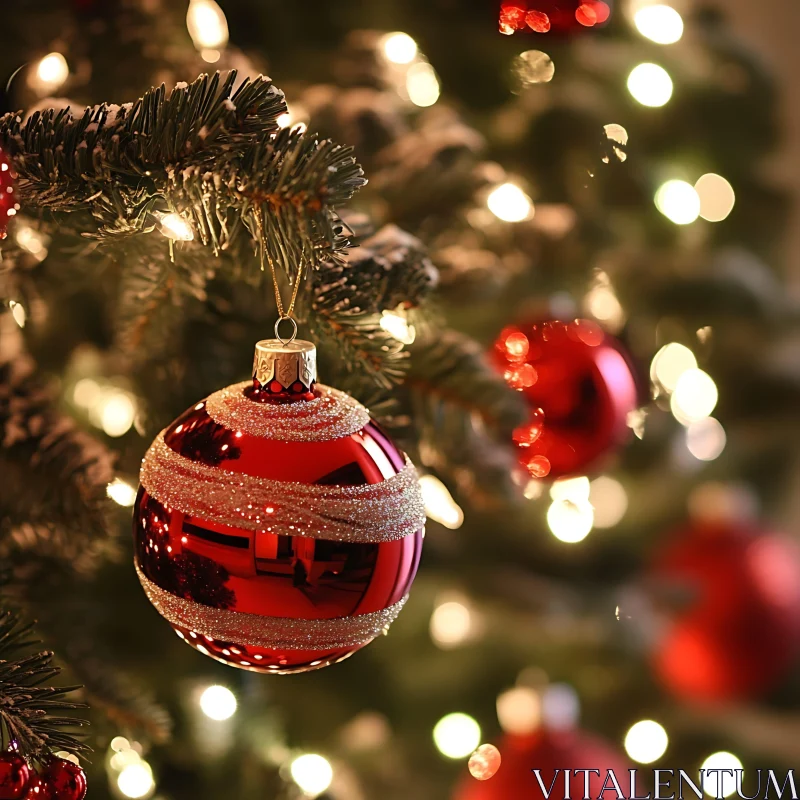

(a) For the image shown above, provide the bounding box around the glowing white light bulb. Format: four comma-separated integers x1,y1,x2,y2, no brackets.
99,391,136,437
420,475,464,529
186,0,229,50
406,61,440,107
625,720,669,763
686,417,726,461
655,180,701,225
380,310,416,344
158,212,194,241
496,686,541,735
433,713,481,759
31,53,69,94
381,32,418,64
671,368,718,424
634,5,684,44
199,685,237,721
547,498,593,543
107,478,138,507
695,173,735,222
117,762,155,799
430,599,473,648
589,476,628,528
650,343,697,391
627,63,673,107
487,182,533,223
290,754,333,796
701,752,742,798
8,301,26,328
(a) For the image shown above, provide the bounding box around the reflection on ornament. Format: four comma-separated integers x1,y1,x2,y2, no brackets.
634,5,684,44
627,63,673,107
290,754,333,796
199,685,237,720
487,183,533,223
624,720,668,764
468,744,502,781
655,180,700,225
695,173,735,222
434,713,482,759
381,32,418,64
701,752,742,798
496,686,541,735
186,0,229,51
30,52,69,95
406,62,440,107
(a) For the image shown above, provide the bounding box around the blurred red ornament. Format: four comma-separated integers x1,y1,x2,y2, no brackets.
133,339,424,674
39,760,86,800
0,146,18,240
499,1,612,35
454,731,630,800
650,521,800,702
494,320,639,479
0,753,31,800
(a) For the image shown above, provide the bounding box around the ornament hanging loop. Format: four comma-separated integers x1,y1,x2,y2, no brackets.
274,315,298,347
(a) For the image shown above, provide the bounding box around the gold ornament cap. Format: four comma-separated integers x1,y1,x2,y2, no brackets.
253,339,317,390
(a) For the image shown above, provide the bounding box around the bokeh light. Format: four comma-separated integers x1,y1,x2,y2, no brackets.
701,752,742,798
695,173,736,222
381,32,418,64
430,598,474,649
107,478,138,507
655,180,701,225
513,50,555,87
634,5,684,44
468,744,502,781
186,0,229,50
686,417,726,461
547,499,593,543
158,212,194,241
433,713,482,759
117,762,155,799
290,754,333,797
31,52,69,94
98,390,136,437
487,182,534,223
542,683,580,730
624,720,669,763
406,62,440,107
589,476,628,528
651,343,697,392
627,63,673,107
671,368,718,424
420,475,464,529
496,686,541,735
199,685,237,721
380,309,416,344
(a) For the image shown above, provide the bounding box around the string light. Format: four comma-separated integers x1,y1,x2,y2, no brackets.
655,180,701,224
380,309,416,344
487,182,534,222
695,173,735,222
381,32,418,64
15,224,49,261
701,752,742,798
117,763,155,799
686,417,726,461
199,685,237,720
650,343,697,392
670,368,718,424
627,63,673,107
290,754,333,796
624,720,668,763
8,301,26,328
30,52,69,94
406,61,440,107
97,390,136,437
433,713,481,759
419,475,464,529
584,273,625,330
186,0,229,51
107,478,138,507
496,686,541,735
157,212,194,241
634,5,684,44
589,476,628,528
548,477,593,543
430,598,474,648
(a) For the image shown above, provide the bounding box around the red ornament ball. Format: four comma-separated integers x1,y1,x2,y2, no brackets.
133,339,424,674
0,754,31,800
650,521,800,702
454,731,630,800
0,146,18,239
22,777,51,800
494,320,639,479
39,760,86,800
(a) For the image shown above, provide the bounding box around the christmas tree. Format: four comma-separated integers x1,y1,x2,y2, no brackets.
0,1,797,799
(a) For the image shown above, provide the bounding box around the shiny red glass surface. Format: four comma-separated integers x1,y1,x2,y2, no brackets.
0,753,31,800
133,390,423,674
499,0,612,36
495,320,638,479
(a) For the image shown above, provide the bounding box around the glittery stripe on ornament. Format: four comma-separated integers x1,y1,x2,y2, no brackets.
135,561,408,650
140,432,426,543
204,381,370,441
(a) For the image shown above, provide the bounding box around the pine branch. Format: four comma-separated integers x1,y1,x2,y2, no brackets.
0,607,89,760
